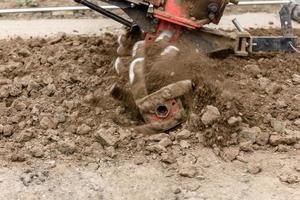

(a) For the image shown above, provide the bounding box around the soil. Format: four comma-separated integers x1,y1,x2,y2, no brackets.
0,28,299,199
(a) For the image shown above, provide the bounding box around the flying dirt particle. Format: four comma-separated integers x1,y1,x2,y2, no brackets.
201,105,221,126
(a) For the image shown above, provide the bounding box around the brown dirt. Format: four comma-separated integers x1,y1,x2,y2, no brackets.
0,30,299,199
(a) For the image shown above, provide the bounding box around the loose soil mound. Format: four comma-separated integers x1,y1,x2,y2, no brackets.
0,30,299,166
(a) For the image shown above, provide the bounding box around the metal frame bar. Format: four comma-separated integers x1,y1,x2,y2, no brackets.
0,1,291,14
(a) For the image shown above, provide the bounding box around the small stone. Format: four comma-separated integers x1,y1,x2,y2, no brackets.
45,160,56,169
0,124,3,133
40,116,55,130
173,188,181,194
239,126,261,144
179,165,198,178
105,146,117,158
176,130,192,140
295,166,300,172
239,141,253,152
269,134,297,146
95,128,119,147
271,119,286,133
146,144,167,154
276,144,290,152
161,152,177,164
11,152,26,162
12,101,27,111
245,64,261,77
258,77,271,89
133,156,146,165
294,119,300,127
3,125,14,137
265,82,282,95
201,105,221,125
147,133,169,142
187,183,201,192
57,139,76,155
279,173,299,184
0,86,9,98
179,140,191,149
276,100,287,108
17,128,35,143
294,143,300,149
86,162,99,171
76,124,92,135
227,116,242,126
247,163,262,174
158,137,172,147
30,146,44,158
292,74,300,85
18,48,31,57
221,146,240,161
255,131,270,145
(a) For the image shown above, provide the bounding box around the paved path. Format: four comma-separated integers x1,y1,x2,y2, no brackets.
0,13,299,38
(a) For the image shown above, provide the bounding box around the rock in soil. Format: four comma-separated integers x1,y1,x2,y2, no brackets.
94,128,119,147
279,173,300,184
247,163,262,174
178,165,198,178
238,126,261,144
201,105,221,126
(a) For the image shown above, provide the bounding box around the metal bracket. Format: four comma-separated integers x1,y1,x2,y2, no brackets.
280,4,293,36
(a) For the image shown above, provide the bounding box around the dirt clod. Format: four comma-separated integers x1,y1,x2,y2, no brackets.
201,105,221,126
247,163,262,174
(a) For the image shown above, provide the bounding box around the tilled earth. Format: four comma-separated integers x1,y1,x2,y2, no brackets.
0,30,299,199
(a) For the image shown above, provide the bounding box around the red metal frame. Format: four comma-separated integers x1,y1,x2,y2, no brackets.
145,0,210,46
